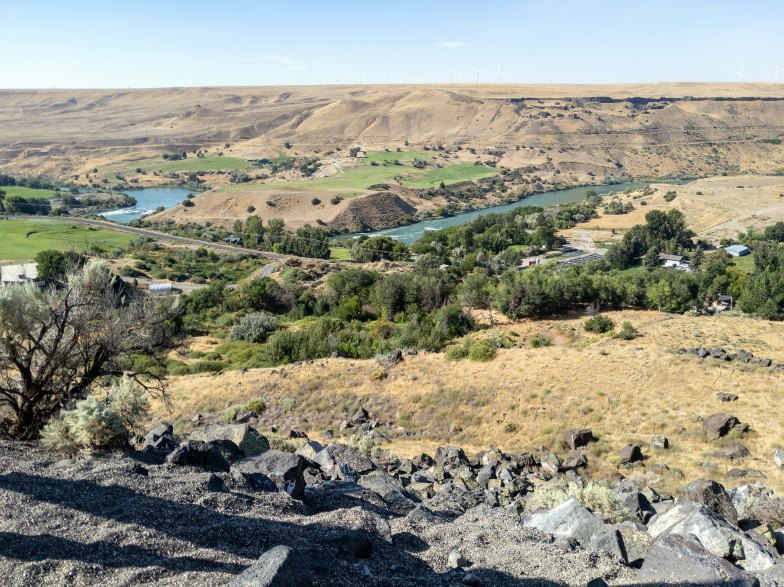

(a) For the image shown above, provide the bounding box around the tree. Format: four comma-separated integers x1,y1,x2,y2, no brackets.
643,246,660,271
266,218,285,246
242,215,264,248
0,262,180,439
350,236,410,263
691,246,705,271
34,250,86,283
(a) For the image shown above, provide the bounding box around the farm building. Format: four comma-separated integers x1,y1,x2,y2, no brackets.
517,257,542,270
725,244,750,257
0,263,40,286
658,253,690,270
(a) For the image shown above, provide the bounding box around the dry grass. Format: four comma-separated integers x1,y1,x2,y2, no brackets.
563,175,784,245
152,310,784,495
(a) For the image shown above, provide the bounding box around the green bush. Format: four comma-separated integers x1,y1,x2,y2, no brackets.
467,339,497,362
41,376,149,455
526,482,630,523
584,314,615,334
243,398,266,415
229,311,278,343
530,334,552,348
445,344,469,361
615,321,639,340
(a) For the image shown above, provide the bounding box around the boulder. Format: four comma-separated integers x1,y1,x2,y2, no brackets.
357,471,415,512
651,435,669,450
540,451,561,475
704,413,745,440
316,443,374,478
717,392,739,402
350,407,370,423
447,550,469,569
562,454,588,470
524,497,606,549
376,349,403,367
638,533,760,586
191,424,270,457
714,442,751,462
294,440,324,461
142,422,177,452
679,479,739,527
233,450,307,499
618,444,643,465
435,446,469,468
229,545,313,587
648,501,778,572
615,488,655,523
565,428,594,450
166,440,230,472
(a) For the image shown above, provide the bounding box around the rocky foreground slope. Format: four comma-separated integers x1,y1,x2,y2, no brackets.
3,416,784,586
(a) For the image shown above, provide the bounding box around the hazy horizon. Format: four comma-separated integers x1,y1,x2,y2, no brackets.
1,0,783,89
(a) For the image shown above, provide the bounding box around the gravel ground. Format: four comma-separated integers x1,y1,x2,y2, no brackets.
0,440,637,586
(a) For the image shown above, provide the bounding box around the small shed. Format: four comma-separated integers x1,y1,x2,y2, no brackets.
0,263,39,286
725,245,750,257
149,282,173,293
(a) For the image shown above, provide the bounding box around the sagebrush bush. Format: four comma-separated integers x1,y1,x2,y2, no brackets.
526,482,630,523
530,334,552,348
229,311,278,343
615,321,639,340
467,339,497,362
445,344,469,361
41,376,149,455
584,314,615,334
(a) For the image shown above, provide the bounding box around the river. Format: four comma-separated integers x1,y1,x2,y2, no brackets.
367,182,645,244
101,187,198,224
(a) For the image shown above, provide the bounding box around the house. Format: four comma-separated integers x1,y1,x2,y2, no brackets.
725,244,750,257
517,257,541,270
658,253,690,271
0,263,40,286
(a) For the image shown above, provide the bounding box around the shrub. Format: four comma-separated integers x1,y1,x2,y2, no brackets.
584,314,615,334
181,199,194,207
530,334,552,348
371,369,388,381
311,198,321,205
526,482,630,523
615,321,639,340
41,376,149,455
243,398,266,415
503,422,518,433
663,191,677,202
229,312,278,343
223,405,242,422
280,397,298,412
330,195,343,205
247,205,256,213
467,339,497,362
445,344,469,361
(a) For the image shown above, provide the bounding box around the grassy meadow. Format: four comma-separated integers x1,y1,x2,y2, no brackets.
1,186,58,199
0,219,133,261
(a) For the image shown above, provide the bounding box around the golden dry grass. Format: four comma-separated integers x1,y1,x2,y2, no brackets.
563,175,784,245
152,310,784,495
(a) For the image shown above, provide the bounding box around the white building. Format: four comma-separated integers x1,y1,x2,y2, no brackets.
0,263,39,286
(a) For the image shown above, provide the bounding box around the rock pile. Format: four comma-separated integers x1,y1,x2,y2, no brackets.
680,346,784,371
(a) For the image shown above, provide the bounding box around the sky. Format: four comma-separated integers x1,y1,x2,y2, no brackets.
1,0,783,88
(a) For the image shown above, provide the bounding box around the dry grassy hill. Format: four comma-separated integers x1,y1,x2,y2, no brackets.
4,83,784,231
152,310,784,496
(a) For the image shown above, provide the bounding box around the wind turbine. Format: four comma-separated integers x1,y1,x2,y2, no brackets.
775,65,784,83
454,69,458,84
735,66,745,81
475,68,480,83
497,65,502,83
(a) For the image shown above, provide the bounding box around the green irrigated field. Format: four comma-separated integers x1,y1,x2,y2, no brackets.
1,186,57,199
0,219,133,261
328,247,352,261
364,150,431,163
220,152,497,198
104,153,252,176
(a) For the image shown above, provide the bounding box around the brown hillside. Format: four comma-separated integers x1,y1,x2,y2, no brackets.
328,192,417,232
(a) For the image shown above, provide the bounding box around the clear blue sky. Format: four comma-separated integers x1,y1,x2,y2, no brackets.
1,0,782,88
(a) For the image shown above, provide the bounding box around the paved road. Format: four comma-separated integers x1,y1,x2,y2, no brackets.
8,215,294,260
